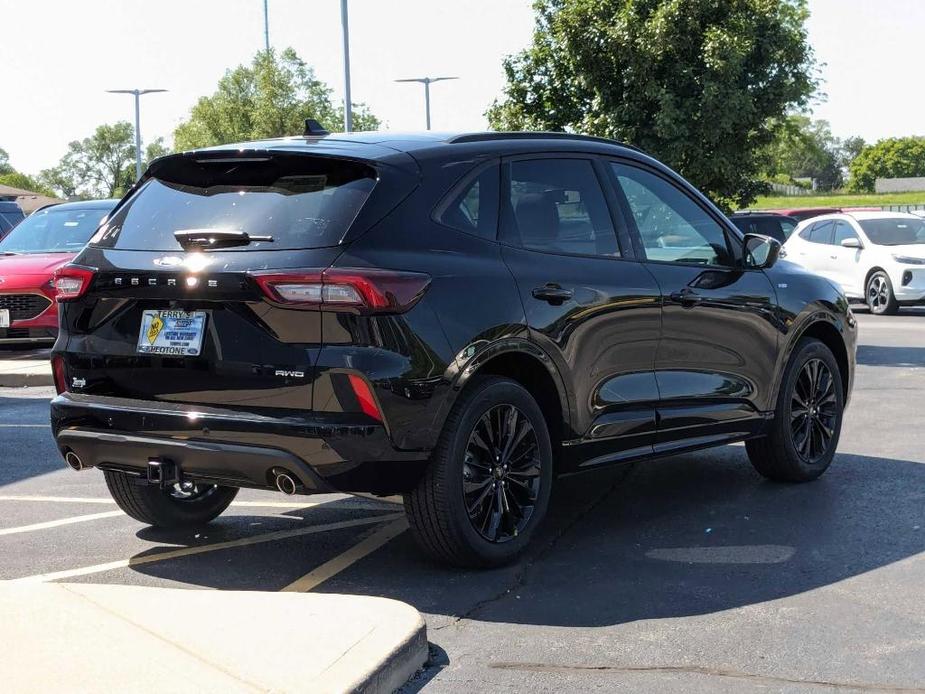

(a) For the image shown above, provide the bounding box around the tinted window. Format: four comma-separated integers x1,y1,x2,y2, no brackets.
807,221,834,244
436,164,499,240
95,154,375,251
0,206,112,254
504,159,619,257
858,217,925,246
832,221,858,245
613,163,731,266
780,219,796,238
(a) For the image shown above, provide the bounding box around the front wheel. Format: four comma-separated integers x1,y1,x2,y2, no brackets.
746,338,844,482
104,471,238,528
867,270,899,315
404,377,554,568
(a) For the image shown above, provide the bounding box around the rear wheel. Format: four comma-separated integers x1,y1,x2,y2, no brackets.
867,270,899,315
104,471,238,528
746,338,844,482
404,377,554,568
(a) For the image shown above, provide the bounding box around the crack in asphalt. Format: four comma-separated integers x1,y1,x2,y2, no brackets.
488,662,925,693
434,463,636,632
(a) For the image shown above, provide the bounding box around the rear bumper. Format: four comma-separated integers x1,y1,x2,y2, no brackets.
50,393,430,495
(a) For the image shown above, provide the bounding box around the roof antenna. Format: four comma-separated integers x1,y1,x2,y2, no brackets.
304,119,330,137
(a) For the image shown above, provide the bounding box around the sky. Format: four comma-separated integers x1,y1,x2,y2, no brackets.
1,0,923,176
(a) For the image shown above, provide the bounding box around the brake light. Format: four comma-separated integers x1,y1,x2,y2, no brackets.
251,268,431,313
53,265,96,302
348,374,383,422
51,355,67,394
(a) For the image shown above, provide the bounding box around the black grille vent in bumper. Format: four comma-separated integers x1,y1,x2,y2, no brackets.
0,294,52,321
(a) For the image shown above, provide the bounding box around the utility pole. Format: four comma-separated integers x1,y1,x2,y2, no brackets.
395,77,459,130
340,0,352,132
106,89,167,181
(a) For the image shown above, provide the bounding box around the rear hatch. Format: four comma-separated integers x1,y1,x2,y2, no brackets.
58,150,395,412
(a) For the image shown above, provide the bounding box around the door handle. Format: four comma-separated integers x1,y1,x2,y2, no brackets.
532,284,573,305
830,255,838,259
669,288,702,307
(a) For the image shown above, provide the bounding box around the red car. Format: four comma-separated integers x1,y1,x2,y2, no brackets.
0,200,116,344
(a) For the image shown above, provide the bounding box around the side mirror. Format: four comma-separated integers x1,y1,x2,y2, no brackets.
841,237,863,249
743,233,781,269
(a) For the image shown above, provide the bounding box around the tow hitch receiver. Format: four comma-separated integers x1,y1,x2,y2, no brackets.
146,458,179,489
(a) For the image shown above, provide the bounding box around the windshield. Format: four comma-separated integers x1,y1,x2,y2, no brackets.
0,206,112,254
93,154,376,251
858,217,925,246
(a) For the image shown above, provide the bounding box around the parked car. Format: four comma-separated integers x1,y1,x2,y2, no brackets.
0,199,116,344
771,207,841,222
729,212,798,243
50,131,856,567
782,211,925,315
0,200,25,240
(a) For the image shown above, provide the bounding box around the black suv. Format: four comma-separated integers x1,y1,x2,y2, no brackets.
50,130,856,567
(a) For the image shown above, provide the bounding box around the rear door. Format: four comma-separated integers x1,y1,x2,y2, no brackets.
499,155,662,464
61,152,379,412
607,160,779,449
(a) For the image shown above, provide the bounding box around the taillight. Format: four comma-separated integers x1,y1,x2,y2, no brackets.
51,355,67,394
53,265,96,302
251,267,431,313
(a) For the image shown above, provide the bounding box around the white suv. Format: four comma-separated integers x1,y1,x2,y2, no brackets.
782,211,925,315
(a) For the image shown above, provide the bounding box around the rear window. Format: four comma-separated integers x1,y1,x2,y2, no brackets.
94,154,376,251
0,206,112,253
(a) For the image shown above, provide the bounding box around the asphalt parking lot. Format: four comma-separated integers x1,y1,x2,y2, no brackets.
1,309,923,693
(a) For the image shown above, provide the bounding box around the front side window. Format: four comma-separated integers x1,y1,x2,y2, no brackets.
94,154,376,251
612,163,731,266
0,206,112,254
503,159,620,257
858,217,925,246
436,164,499,240
832,221,859,245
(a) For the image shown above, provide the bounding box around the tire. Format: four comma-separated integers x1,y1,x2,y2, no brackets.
746,338,844,482
104,471,238,528
403,376,554,568
866,270,899,315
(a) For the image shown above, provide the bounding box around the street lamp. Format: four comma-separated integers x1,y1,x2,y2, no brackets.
106,88,167,182
340,0,352,132
395,77,458,130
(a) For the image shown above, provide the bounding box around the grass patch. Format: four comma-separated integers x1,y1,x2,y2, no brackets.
750,191,925,210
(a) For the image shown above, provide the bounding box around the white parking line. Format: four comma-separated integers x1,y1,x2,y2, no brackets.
9,513,403,584
0,424,50,428
0,511,124,537
281,518,409,592
0,495,334,509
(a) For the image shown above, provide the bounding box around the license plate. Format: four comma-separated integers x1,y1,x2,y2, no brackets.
137,310,207,356
0,309,8,328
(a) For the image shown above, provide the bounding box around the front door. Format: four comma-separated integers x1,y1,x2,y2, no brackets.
499,156,662,467
608,161,780,452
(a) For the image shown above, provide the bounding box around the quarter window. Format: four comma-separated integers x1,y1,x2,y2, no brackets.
503,159,620,257
436,164,499,240
612,163,732,266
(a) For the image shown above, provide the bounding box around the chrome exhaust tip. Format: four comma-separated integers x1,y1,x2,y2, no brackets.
64,451,84,472
275,472,297,495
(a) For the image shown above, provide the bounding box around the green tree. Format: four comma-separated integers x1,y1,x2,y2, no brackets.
487,0,817,209
174,48,380,151
764,116,843,191
849,137,925,193
0,147,13,176
0,172,56,197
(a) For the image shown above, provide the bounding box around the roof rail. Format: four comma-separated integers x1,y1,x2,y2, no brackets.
448,131,645,153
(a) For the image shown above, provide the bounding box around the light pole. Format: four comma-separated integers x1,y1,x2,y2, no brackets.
340,0,352,132
263,0,270,52
395,77,458,130
106,89,167,181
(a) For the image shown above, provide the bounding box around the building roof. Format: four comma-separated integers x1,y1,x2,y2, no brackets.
0,184,61,214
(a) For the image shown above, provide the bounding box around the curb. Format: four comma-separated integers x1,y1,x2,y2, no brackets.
0,371,52,387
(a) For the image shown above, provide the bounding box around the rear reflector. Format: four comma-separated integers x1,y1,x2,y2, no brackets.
348,374,383,421
53,265,96,302
51,355,67,394
251,267,430,313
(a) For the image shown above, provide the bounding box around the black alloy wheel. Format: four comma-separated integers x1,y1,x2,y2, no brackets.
790,358,838,463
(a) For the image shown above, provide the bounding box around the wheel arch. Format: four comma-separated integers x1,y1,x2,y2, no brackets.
864,266,888,291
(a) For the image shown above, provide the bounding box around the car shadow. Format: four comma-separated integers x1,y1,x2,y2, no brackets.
856,344,925,367
125,447,925,630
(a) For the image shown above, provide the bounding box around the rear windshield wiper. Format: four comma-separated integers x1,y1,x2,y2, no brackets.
173,229,274,251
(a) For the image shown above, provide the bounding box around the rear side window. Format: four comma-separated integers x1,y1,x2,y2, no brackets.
502,158,620,257
94,154,376,251
805,221,834,244
436,164,499,240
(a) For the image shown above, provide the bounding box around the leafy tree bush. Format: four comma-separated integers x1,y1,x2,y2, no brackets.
0,172,56,197
487,0,817,210
848,137,925,193
174,48,380,151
